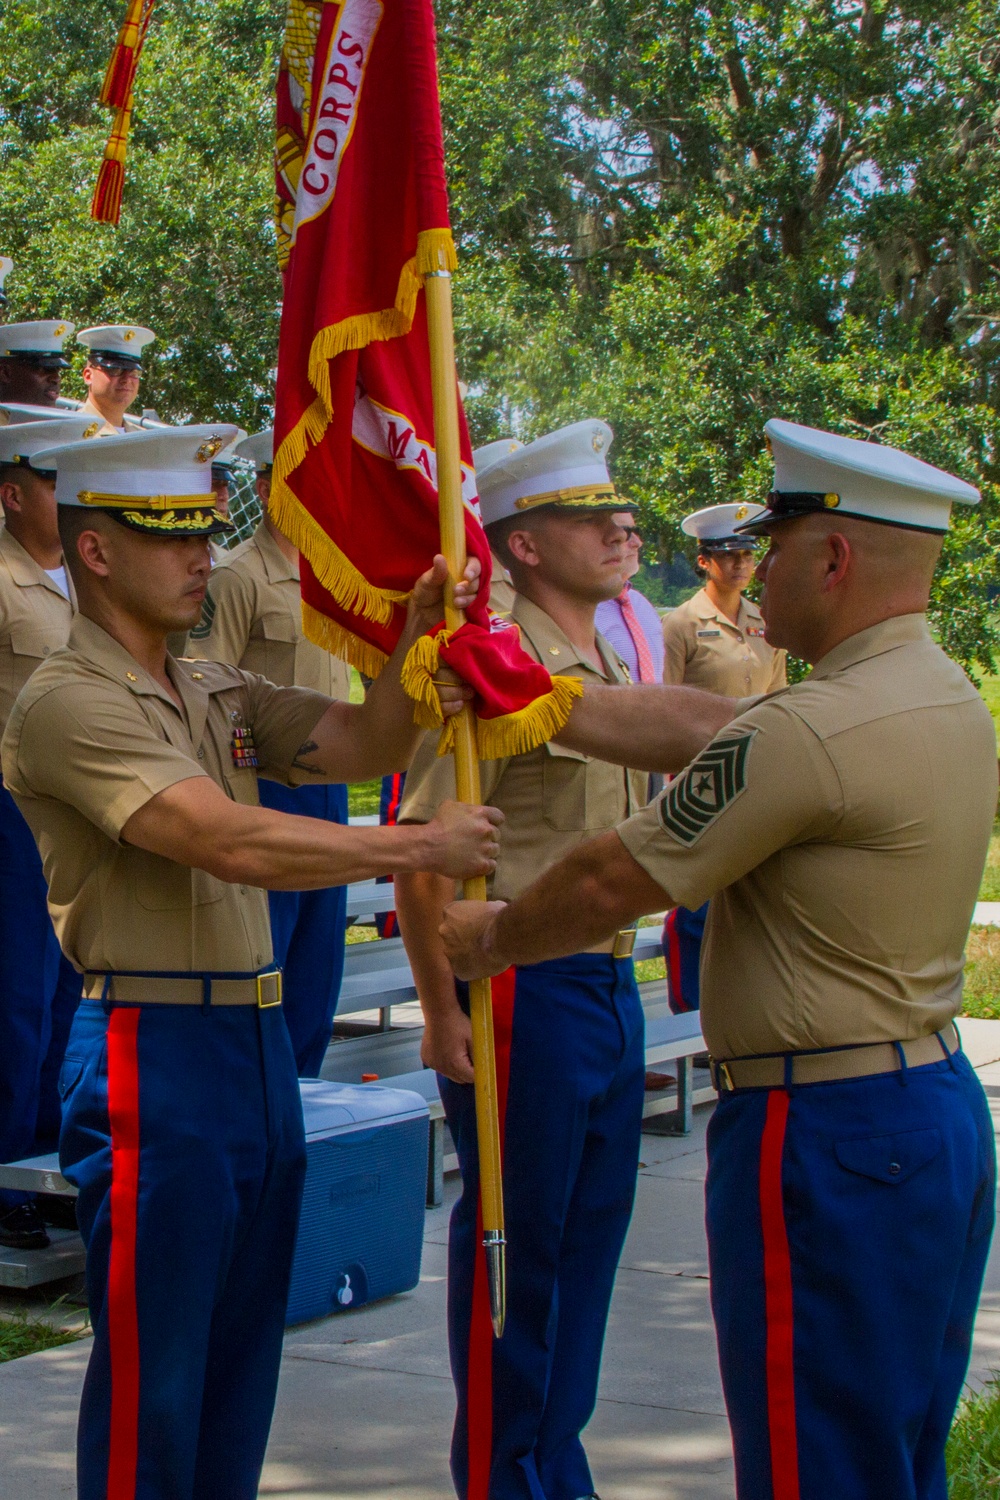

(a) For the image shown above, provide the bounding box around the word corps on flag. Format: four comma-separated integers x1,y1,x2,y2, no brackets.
271,0,583,757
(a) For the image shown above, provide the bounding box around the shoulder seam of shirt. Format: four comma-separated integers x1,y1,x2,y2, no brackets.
740,695,847,826
10,690,162,799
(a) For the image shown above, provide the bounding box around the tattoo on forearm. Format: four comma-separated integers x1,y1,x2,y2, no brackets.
292,738,323,773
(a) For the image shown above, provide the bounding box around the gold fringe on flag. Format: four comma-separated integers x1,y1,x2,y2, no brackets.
271,227,458,632
400,634,586,758
400,630,455,730
472,677,584,760
301,603,391,679
270,397,412,629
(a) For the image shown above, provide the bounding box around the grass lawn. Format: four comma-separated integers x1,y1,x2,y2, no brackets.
0,1313,80,1365
347,779,382,818
977,673,1000,733
962,926,1000,1019
948,1378,1000,1496
345,670,383,818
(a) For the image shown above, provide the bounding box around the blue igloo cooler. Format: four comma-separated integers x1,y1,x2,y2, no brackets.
285,1079,430,1326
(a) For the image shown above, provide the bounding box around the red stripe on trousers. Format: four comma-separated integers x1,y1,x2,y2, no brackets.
381,775,404,936
758,1090,800,1500
466,967,515,1500
665,910,688,1012
107,1008,142,1500
386,773,403,826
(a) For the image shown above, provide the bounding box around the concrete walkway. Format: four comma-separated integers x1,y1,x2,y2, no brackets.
3,1018,1000,1499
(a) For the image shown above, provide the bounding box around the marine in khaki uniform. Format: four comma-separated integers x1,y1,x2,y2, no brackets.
661,502,787,1014
662,502,786,697
0,320,75,408
0,422,499,1500
442,418,997,1500
76,324,153,434
0,411,100,1251
186,425,354,1075
396,420,652,1500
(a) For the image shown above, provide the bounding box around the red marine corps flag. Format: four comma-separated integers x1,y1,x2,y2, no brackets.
271,0,582,756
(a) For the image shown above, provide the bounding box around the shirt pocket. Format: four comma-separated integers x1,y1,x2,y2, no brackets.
258,611,297,686
132,846,228,911
542,744,627,832
9,622,61,668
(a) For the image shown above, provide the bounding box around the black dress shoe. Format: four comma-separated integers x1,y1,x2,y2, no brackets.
0,1202,50,1250
38,1195,78,1231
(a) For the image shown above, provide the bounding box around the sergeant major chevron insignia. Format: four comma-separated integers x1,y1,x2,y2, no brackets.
189,591,216,640
658,729,757,845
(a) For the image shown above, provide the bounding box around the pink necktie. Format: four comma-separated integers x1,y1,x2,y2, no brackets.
617,586,656,683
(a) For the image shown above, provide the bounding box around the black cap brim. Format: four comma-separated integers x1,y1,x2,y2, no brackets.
699,535,761,551
88,353,142,372
1,354,69,370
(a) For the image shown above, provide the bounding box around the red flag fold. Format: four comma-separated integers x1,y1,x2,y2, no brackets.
273,0,581,756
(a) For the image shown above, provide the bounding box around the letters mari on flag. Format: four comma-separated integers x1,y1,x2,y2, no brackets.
272,0,582,756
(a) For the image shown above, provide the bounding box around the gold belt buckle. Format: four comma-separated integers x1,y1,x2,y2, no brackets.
612,928,637,959
256,969,283,1009
711,1058,735,1093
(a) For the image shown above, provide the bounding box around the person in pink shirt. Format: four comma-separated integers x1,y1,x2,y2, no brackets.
594,511,664,683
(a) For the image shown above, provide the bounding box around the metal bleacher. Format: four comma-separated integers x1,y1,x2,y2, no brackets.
0,876,715,1286
333,881,716,1206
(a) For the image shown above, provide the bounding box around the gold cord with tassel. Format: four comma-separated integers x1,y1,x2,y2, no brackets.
90,0,155,225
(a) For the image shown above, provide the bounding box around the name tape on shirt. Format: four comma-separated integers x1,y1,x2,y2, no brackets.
658,729,757,846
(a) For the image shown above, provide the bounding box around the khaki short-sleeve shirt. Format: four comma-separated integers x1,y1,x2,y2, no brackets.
0,615,332,974
618,615,997,1058
78,396,143,437
399,593,648,903
662,587,786,696
182,522,351,701
0,529,75,734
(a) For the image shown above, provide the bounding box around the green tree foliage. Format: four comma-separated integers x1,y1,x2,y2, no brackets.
0,0,283,427
2,0,999,671
440,0,1000,675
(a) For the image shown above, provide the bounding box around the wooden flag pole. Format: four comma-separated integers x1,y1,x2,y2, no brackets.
423,266,506,1337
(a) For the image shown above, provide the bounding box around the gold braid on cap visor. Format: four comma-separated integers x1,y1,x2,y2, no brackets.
513,484,619,511
117,509,227,532
77,490,215,509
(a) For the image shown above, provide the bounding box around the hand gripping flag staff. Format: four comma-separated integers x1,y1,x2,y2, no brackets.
271,0,585,1336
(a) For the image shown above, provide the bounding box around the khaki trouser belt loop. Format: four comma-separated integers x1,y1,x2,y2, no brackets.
83,969,283,1008
710,1023,960,1093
